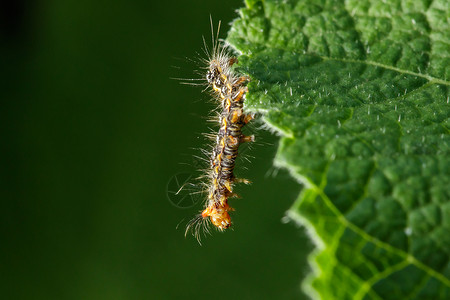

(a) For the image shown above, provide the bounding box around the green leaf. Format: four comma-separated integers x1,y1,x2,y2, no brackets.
228,0,450,298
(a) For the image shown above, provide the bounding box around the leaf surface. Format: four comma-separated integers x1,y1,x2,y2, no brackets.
228,0,450,298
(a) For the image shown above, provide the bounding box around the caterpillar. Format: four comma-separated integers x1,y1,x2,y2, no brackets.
185,20,254,242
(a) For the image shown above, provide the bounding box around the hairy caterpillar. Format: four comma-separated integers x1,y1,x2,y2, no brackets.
185,20,254,242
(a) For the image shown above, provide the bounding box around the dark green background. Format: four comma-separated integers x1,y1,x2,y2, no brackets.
1,1,311,299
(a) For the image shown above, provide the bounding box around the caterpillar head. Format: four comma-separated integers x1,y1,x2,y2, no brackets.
201,203,232,230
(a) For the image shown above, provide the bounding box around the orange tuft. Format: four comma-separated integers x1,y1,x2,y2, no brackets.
201,203,233,230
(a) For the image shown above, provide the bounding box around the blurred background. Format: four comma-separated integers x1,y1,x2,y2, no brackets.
1,0,311,299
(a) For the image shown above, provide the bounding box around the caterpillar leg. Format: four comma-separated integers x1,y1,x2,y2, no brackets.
234,178,252,185
223,180,233,193
231,87,248,102
229,109,243,123
228,57,238,67
227,135,240,147
244,113,255,124
233,76,250,86
240,135,255,143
